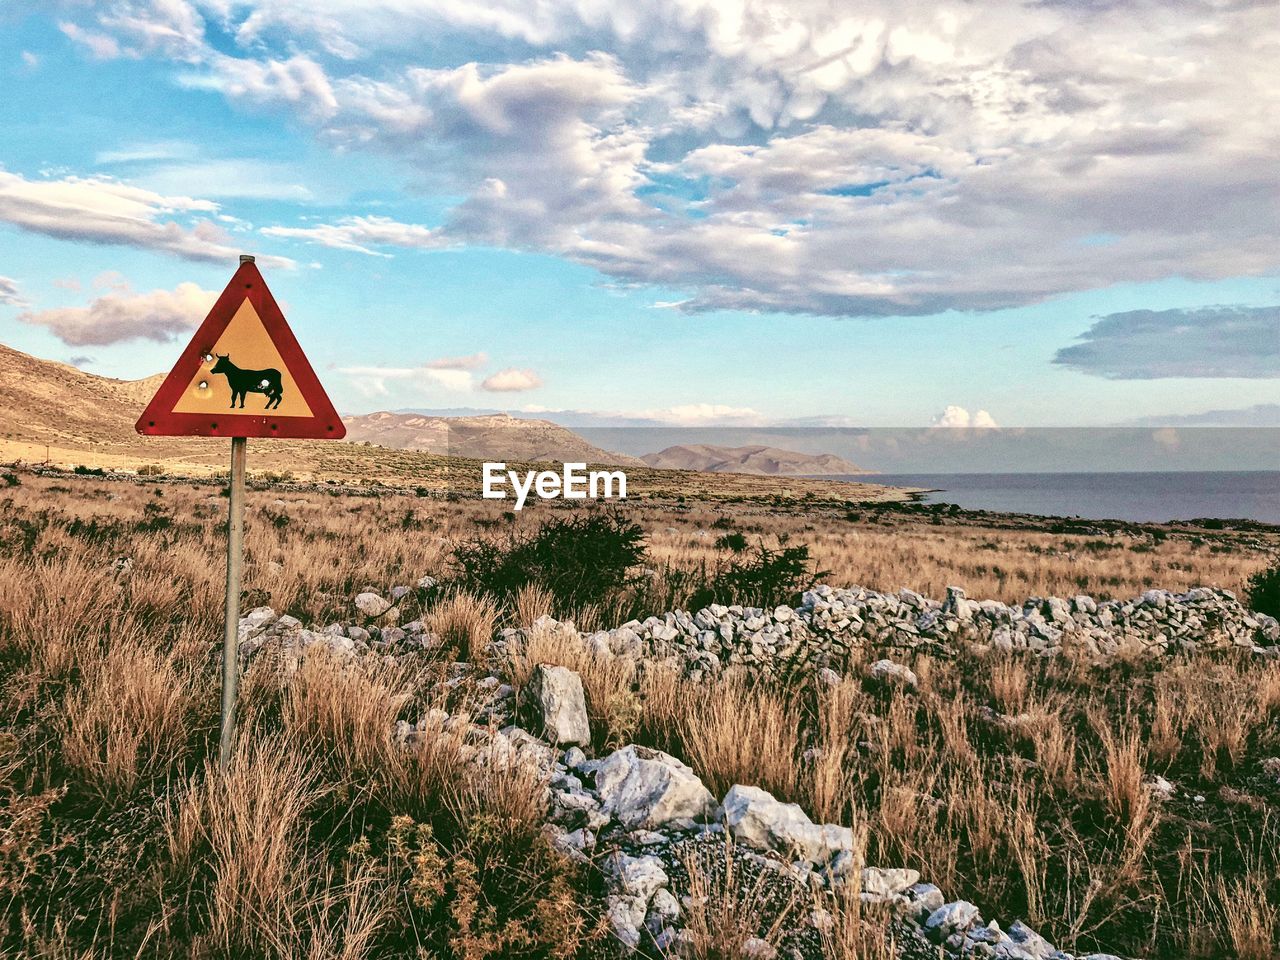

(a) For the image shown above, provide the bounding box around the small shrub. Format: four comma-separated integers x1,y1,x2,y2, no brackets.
72,465,106,476
136,464,164,477
1245,561,1280,619
690,543,824,610
0,472,19,487
450,513,646,613
380,808,598,959
137,499,173,532
714,531,748,553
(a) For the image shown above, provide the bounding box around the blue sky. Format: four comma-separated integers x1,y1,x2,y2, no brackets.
0,1,1276,429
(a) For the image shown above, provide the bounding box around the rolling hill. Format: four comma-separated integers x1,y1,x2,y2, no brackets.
641,443,866,476
341,411,642,466
0,343,908,502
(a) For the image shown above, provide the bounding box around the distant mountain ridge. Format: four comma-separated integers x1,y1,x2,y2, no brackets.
341,411,644,466
0,343,859,477
642,443,865,476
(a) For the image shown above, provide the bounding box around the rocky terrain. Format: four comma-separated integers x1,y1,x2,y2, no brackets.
4,472,1276,960
342,410,644,466
0,341,163,450
235,578,1280,960
641,444,865,477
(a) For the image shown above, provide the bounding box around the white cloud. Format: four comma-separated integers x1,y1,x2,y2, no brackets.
190,52,339,119
427,352,487,371
481,367,542,392
96,143,315,201
337,352,493,397
18,281,217,346
632,403,765,426
63,1,206,60
0,168,293,266
96,140,199,164
261,215,447,255
338,364,474,397
138,159,315,201
93,270,131,292
59,22,122,60
932,405,999,429
98,0,207,59
0,277,27,307
20,50,40,70
54,0,1280,318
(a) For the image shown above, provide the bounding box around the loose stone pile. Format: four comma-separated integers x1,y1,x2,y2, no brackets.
231,579,1279,959
380,658,1129,960
499,585,1280,680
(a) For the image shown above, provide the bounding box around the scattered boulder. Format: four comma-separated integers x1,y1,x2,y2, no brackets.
527,664,591,747
925,900,981,940
594,745,719,830
721,784,851,866
861,866,920,897
606,895,647,949
742,938,778,960
604,852,669,902
868,658,918,689
354,591,392,617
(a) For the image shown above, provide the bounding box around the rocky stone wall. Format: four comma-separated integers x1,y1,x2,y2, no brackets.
495,585,1278,681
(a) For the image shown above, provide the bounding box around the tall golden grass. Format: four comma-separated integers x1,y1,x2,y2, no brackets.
1,469,1277,959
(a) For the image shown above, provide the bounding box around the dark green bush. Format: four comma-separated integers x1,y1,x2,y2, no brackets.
714,531,748,553
690,542,824,610
1247,561,1280,619
450,513,647,612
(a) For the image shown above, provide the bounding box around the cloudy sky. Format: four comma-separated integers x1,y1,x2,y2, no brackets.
0,0,1276,427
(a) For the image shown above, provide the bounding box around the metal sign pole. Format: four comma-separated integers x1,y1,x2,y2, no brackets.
219,435,247,769
135,251,346,767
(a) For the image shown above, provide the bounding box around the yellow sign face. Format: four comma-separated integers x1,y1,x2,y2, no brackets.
172,299,315,418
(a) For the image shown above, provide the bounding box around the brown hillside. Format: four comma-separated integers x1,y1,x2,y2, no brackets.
641,443,866,476
342,410,643,466
0,342,908,503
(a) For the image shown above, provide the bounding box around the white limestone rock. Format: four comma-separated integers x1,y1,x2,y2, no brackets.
594,745,718,830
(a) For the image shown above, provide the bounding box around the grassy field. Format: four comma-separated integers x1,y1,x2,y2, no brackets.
1,467,1278,959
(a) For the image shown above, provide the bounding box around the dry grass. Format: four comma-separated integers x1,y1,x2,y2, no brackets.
166,739,329,953
62,640,198,803
2,469,1278,960
815,833,901,960
425,590,499,662
280,652,416,781
673,673,804,801
644,645,1280,959
1217,874,1280,960
678,835,802,959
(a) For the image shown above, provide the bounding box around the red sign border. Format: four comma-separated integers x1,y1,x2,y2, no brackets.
136,261,347,440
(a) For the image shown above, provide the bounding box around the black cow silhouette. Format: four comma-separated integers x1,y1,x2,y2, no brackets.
210,354,284,410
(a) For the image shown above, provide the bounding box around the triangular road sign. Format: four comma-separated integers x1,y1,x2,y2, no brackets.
137,259,346,439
